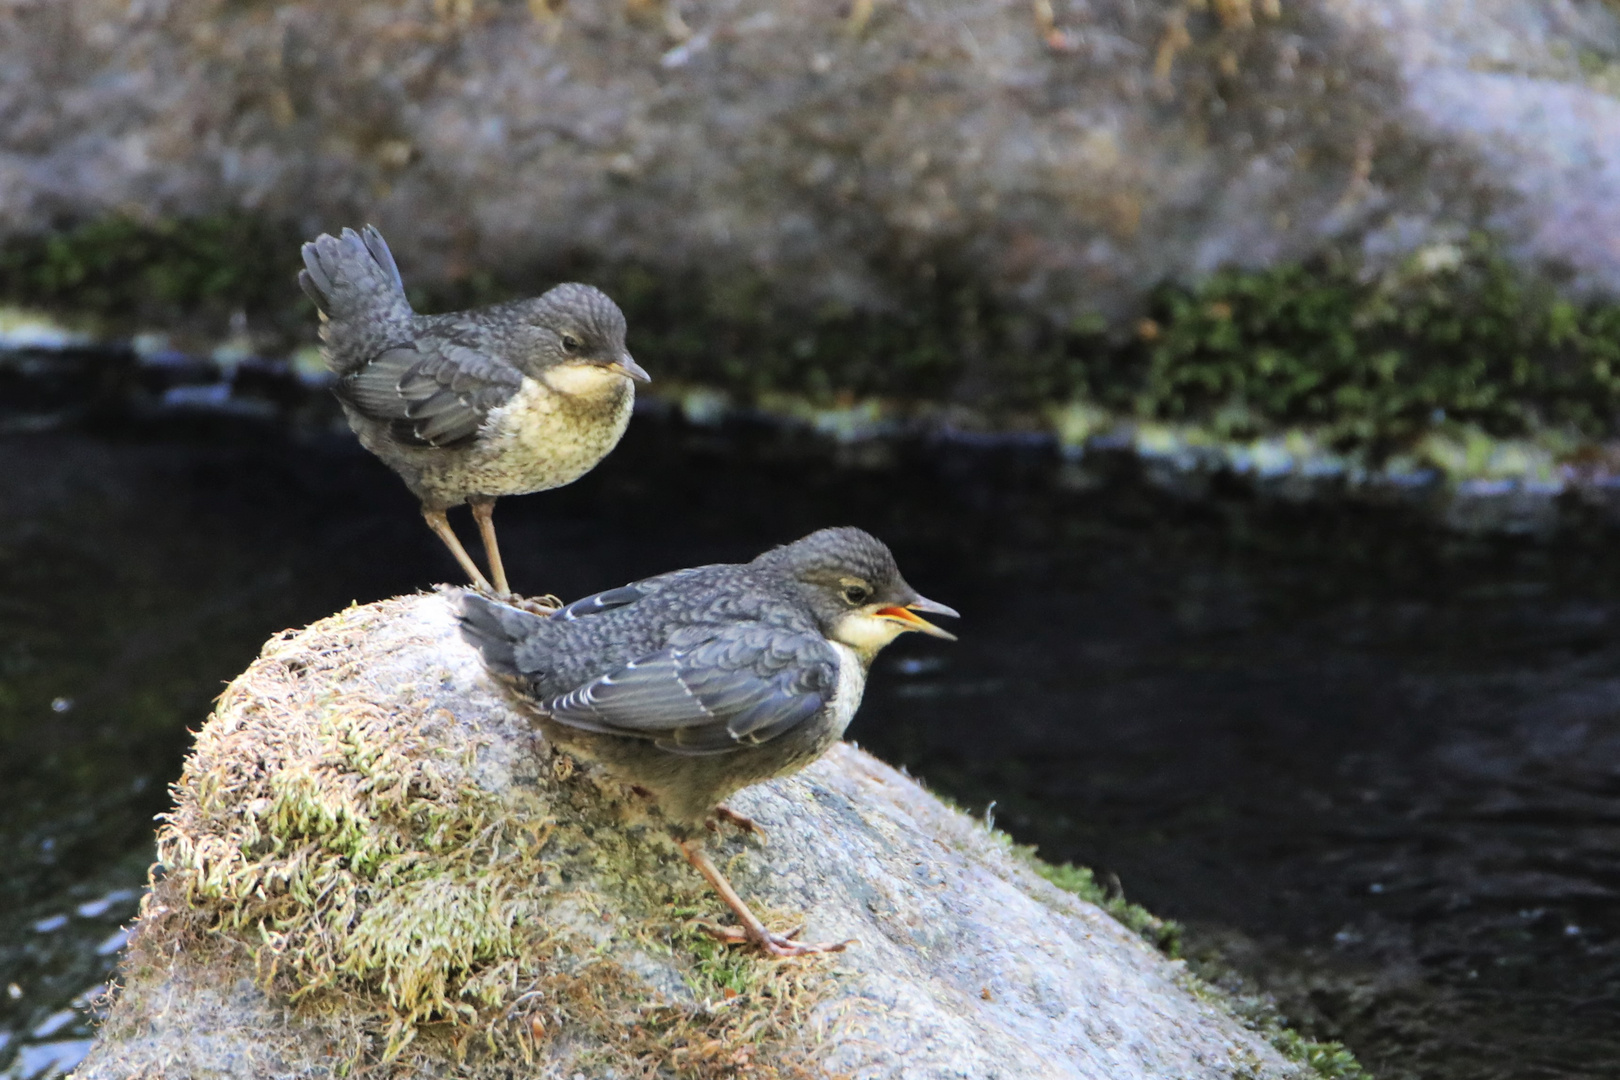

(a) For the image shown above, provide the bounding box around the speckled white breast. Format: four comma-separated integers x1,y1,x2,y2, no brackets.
413,372,633,506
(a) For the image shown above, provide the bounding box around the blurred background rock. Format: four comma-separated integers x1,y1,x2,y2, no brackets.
4,0,1620,418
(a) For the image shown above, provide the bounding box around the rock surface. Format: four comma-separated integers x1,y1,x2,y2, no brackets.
1329,0,1620,295
4,0,1620,330
74,592,1302,1079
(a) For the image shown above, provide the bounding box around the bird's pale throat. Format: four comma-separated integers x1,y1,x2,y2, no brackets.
830,610,911,654
542,361,632,397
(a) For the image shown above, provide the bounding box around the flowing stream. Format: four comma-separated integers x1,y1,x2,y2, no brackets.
1,387,1617,1079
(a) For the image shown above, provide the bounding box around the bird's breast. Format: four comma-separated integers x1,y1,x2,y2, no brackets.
825,642,868,738
457,376,633,497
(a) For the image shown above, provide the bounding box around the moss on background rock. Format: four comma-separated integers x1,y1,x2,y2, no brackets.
0,215,306,332
1114,237,1620,449
6,215,1620,461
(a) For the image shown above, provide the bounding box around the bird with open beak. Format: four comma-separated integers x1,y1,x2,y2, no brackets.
299,226,649,595
459,526,958,957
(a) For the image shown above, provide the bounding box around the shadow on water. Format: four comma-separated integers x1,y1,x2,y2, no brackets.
1,397,1618,1078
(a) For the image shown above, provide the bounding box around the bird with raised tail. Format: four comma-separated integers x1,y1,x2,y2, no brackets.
299,226,649,595
458,526,958,957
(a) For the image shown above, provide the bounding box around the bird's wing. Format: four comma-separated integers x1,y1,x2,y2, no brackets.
550,566,732,623
337,335,524,448
551,584,651,621
545,623,838,756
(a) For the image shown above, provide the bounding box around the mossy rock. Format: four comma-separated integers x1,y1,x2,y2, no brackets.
73,592,1325,1078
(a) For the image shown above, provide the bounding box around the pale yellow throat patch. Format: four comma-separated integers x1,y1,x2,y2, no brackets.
829,609,910,656
541,362,628,397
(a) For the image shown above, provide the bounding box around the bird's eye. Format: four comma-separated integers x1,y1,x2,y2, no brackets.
842,584,869,606
560,333,582,353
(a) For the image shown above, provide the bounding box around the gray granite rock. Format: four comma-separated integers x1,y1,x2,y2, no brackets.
73,592,1301,1079
1330,0,1620,295
4,0,1619,333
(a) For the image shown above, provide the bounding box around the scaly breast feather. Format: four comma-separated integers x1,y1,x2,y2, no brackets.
460,375,633,494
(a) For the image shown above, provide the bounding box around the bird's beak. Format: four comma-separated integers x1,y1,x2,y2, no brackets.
605,354,651,383
875,595,960,641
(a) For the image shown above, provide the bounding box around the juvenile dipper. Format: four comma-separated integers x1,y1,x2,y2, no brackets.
458,527,958,957
299,226,648,594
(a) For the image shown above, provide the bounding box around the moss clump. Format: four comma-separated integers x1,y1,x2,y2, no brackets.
1103,236,1620,451
1178,963,1375,1080
1021,849,1371,1079
530,944,829,1079
1030,859,1185,958
927,789,1188,957
142,598,830,1077
1268,1029,1373,1080
0,213,304,330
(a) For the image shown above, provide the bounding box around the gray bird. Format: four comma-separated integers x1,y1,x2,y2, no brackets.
458,526,958,957
298,226,649,595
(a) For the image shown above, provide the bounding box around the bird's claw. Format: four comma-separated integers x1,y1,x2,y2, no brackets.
698,922,853,958
709,805,768,845
506,593,563,616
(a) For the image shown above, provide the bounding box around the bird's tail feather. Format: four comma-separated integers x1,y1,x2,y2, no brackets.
458,590,547,681
298,226,414,372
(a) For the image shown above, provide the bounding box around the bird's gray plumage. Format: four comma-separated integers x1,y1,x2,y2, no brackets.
547,623,834,755
299,225,646,593
459,527,956,827
298,226,413,368
299,227,640,508
338,337,524,449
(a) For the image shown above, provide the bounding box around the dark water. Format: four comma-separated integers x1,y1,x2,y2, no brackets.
2,395,1618,1079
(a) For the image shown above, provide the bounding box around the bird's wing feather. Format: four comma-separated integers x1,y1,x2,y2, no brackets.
336,336,524,448
545,623,836,755
552,585,649,621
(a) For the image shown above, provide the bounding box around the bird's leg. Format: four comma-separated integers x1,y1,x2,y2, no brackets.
422,506,496,593
677,838,852,959
709,805,769,845
467,495,510,596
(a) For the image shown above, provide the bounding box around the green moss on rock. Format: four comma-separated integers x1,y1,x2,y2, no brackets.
1030,858,1185,958
1021,848,1373,1079
143,599,830,1077
8,214,1616,464
0,214,305,330
1113,236,1620,450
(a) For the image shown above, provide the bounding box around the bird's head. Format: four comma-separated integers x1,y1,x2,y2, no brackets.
756,527,959,660
509,282,649,392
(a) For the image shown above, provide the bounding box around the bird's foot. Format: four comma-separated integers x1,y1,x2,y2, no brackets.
708,805,768,845
699,921,853,959
506,593,563,616
461,577,515,603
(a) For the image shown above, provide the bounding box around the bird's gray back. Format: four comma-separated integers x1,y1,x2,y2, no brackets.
513,565,815,696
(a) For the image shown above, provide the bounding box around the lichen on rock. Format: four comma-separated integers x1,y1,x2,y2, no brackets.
79,592,1313,1079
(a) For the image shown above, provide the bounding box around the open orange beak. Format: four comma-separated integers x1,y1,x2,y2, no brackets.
875,595,959,641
